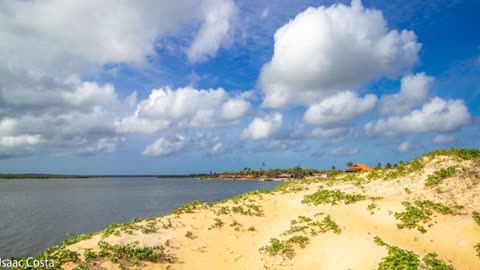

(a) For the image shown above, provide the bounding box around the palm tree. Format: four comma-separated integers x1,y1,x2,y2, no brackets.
347,161,353,167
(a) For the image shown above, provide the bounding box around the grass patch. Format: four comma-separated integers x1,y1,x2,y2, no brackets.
73,266,90,270
272,182,306,193
302,188,367,206
83,249,96,261
209,218,224,229
367,203,378,214
259,236,310,259
423,253,453,270
9,246,80,270
97,241,174,263
283,215,341,236
472,211,480,225
395,200,454,233
424,148,480,160
374,237,452,269
185,231,195,239
230,204,264,216
374,236,419,269
171,200,206,215
63,232,96,246
425,167,457,187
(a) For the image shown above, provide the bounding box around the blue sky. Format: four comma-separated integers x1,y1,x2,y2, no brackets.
0,0,479,174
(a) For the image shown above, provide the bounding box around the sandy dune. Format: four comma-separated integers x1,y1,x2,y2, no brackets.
63,153,480,270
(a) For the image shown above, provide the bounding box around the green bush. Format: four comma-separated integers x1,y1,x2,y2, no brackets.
302,188,366,206
425,167,457,187
374,236,419,269
472,211,480,225
171,200,206,215
395,200,454,233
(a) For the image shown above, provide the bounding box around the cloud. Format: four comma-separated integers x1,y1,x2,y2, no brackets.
221,98,251,120
304,91,377,126
142,132,226,157
397,141,411,152
0,0,236,74
311,127,348,138
330,146,359,156
379,72,434,115
0,80,130,157
116,87,251,134
0,135,42,148
365,97,471,136
433,134,456,144
242,113,283,140
250,139,309,153
187,0,236,63
259,0,421,108
143,135,187,157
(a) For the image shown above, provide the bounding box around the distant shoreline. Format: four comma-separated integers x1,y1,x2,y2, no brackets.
0,174,209,179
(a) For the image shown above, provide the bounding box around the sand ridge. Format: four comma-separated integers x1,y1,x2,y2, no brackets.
62,153,480,269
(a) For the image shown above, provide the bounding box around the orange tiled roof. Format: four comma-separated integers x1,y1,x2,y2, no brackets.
347,163,374,172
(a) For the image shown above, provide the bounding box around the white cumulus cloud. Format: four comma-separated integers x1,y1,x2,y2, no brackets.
116,87,251,134
187,0,236,63
379,73,434,115
259,0,421,108
0,0,236,74
242,113,283,140
397,141,411,152
143,135,186,157
433,134,456,144
304,91,377,126
365,97,471,136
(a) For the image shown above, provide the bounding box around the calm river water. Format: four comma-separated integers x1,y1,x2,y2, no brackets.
0,177,280,257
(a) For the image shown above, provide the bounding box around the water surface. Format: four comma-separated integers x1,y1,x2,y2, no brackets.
0,177,280,257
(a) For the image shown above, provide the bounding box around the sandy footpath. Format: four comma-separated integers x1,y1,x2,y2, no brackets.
63,154,480,269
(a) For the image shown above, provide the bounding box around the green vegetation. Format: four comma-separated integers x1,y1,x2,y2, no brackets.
425,167,457,187
374,236,419,269
367,203,378,214
395,200,454,233
271,181,307,193
221,189,269,204
171,200,206,215
247,226,256,231
230,219,242,231
374,237,452,270
218,166,322,179
82,249,96,261
185,231,195,239
97,241,174,263
302,188,367,206
475,243,480,258
63,232,96,245
209,218,224,229
473,211,480,225
424,148,480,160
72,266,90,270
259,236,310,259
423,253,453,270
102,222,138,238
9,245,80,270
230,204,264,216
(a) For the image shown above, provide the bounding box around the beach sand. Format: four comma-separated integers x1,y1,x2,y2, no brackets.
63,154,480,269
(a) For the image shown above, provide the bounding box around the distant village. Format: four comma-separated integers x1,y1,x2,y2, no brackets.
205,163,377,181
